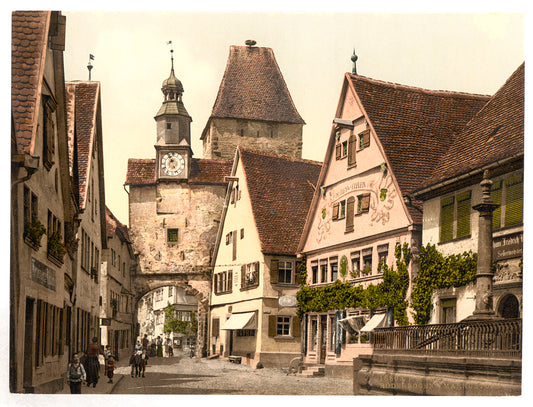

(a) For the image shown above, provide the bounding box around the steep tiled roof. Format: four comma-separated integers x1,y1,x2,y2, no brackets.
106,206,131,243
416,63,524,190
239,148,322,255
350,74,491,198
210,45,305,124
11,11,50,155
66,81,100,209
125,158,232,186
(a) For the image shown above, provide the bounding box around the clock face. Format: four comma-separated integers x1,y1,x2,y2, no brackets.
161,152,185,176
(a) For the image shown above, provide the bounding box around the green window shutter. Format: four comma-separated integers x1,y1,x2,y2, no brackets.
505,173,523,227
440,196,455,242
335,144,341,160
348,134,357,166
292,316,301,337
456,191,471,239
270,259,279,284
346,196,355,231
332,202,339,220
491,180,503,229
268,315,277,337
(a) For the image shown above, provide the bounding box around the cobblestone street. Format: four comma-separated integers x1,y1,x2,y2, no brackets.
56,352,353,395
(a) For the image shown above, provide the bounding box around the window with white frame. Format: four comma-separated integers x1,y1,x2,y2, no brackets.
278,261,293,284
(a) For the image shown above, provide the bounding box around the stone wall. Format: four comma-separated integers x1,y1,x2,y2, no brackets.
354,353,521,396
203,118,303,160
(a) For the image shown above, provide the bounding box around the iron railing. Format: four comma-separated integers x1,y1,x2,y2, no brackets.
372,318,521,358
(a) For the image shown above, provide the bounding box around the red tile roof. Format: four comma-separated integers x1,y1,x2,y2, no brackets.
105,206,131,243
125,158,232,186
350,74,491,196
65,81,100,209
416,63,524,190
209,45,305,124
11,11,50,155
239,147,322,255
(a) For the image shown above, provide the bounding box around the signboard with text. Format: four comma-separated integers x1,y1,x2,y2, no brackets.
493,232,523,262
31,257,56,291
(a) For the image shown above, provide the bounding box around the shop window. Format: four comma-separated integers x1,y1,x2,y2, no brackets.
357,194,370,214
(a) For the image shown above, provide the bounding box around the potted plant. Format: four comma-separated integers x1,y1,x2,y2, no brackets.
47,231,66,262
24,219,46,247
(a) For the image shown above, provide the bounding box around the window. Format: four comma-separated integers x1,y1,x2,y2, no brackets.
348,133,357,166
278,261,293,284
330,259,338,281
351,252,360,277
214,270,233,294
441,298,457,324
225,231,232,245
167,122,172,130
329,315,336,351
440,190,471,242
42,96,56,170
359,129,370,149
320,261,327,283
312,265,318,284
346,196,355,232
332,200,346,220
23,186,40,240
237,329,255,337
277,316,291,336
155,289,163,302
232,229,237,261
377,244,389,268
362,248,372,275
167,228,179,243
122,262,125,277
491,173,523,230
357,194,370,214
241,262,259,289
335,141,348,160
240,228,244,239
240,129,244,137
168,286,173,297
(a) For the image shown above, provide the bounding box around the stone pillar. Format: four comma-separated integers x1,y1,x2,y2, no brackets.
469,170,500,319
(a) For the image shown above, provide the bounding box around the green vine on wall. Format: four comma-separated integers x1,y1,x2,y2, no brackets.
411,244,477,325
297,243,411,325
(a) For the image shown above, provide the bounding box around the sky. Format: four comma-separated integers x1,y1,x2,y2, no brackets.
58,9,524,227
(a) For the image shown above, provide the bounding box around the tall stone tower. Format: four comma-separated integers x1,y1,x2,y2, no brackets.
125,50,232,356
201,41,305,160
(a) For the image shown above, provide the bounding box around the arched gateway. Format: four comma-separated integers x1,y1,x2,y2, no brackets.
125,48,232,356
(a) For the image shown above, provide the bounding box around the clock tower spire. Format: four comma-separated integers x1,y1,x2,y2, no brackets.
155,44,192,181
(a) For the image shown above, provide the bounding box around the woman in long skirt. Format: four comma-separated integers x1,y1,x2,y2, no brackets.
84,337,101,387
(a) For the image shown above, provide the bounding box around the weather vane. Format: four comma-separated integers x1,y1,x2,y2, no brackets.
87,54,95,81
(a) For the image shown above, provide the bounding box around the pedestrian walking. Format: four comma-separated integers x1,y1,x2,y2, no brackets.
66,354,86,394
156,336,163,357
129,351,140,378
142,334,149,350
138,349,148,377
106,355,116,383
84,337,101,387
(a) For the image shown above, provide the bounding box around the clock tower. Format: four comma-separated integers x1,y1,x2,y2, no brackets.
155,48,192,181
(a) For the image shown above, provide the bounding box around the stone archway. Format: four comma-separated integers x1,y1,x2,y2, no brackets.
497,294,520,319
132,273,210,357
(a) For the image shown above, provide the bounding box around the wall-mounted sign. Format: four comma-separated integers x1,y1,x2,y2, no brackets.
278,295,298,308
31,257,56,291
493,232,523,261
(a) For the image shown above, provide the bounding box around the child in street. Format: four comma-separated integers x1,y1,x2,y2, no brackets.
106,355,115,383
138,349,148,377
66,354,86,394
129,351,139,377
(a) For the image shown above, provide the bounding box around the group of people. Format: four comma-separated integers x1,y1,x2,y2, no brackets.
66,334,175,393
66,337,116,394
